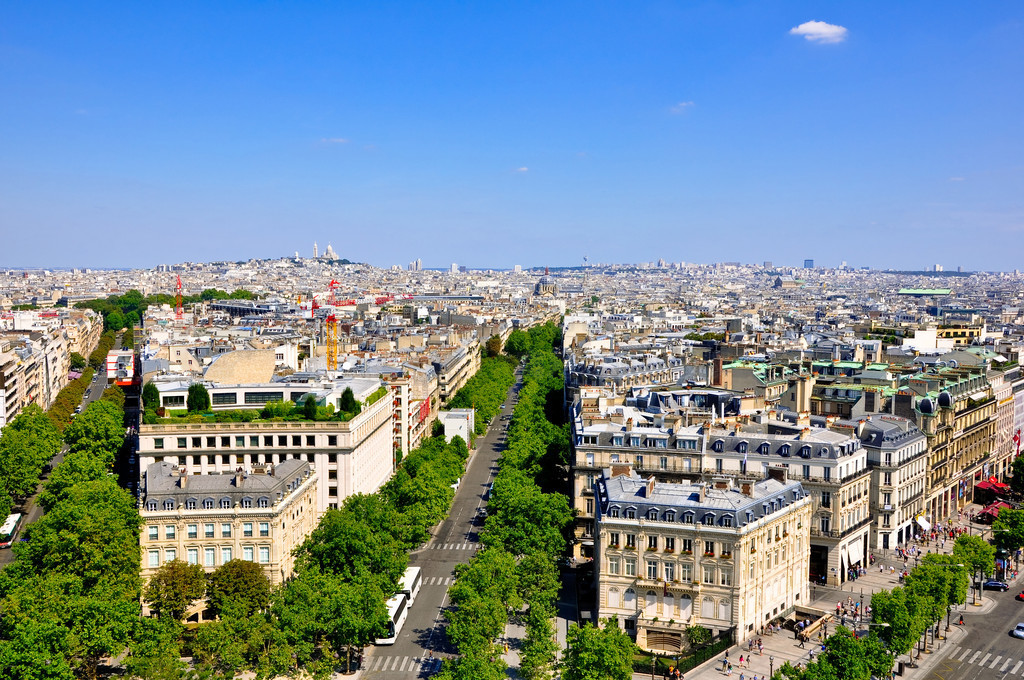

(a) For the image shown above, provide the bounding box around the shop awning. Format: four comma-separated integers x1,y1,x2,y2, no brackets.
840,545,849,569
976,481,995,491
847,539,864,567
981,502,1011,517
917,516,931,531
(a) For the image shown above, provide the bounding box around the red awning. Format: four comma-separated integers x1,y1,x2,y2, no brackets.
982,501,1012,516
976,481,995,491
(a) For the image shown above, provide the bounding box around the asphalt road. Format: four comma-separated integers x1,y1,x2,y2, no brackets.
0,365,109,569
924,587,1024,680
359,364,524,678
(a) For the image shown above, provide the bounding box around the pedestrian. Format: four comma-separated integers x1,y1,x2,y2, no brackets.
798,634,806,649
739,654,744,668
727,662,733,676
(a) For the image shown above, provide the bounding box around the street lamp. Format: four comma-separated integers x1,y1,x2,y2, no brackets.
770,655,774,678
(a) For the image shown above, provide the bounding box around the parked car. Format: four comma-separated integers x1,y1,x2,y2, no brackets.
984,580,1010,592
476,507,488,521
1014,623,1024,639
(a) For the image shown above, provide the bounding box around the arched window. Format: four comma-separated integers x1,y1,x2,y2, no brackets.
664,510,676,522
679,594,693,619
645,591,658,617
718,599,731,620
664,593,675,617
608,587,621,608
624,588,637,610
701,596,715,619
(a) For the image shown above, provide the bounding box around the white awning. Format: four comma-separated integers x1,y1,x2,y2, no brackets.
840,545,849,569
847,539,864,566
917,516,931,531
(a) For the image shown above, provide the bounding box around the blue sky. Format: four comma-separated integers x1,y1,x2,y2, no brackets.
2,2,1022,270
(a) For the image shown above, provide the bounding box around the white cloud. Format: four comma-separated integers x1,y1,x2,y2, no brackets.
789,20,848,44
515,167,529,173
670,101,695,114
320,137,349,144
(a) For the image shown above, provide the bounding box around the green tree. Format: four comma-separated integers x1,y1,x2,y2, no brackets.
993,508,1024,558
38,449,110,512
485,335,502,358
143,559,207,622
206,559,272,618
953,533,996,602
186,383,211,413
338,387,359,414
431,419,446,439
105,310,126,332
505,329,529,358
69,352,87,370
125,617,185,680
63,400,124,467
1011,456,1024,496
560,622,636,680
142,382,160,411
303,394,318,421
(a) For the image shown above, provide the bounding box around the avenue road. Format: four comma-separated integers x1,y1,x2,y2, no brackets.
359,362,524,678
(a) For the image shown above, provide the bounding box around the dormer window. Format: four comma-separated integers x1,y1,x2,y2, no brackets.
186,499,197,510
820,447,830,457
721,515,733,527
147,501,157,511
241,498,252,509
665,511,675,522
779,444,791,457
163,500,175,511
257,497,270,508
799,445,811,458
647,509,659,520
220,498,231,509
203,499,214,510
758,443,770,455
683,513,694,524
625,508,636,519
609,506,620,518
737,442,748,454
712,440,724,453
702,514,715,526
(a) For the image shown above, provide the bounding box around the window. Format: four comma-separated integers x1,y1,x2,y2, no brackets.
203,499,214,510
803,465,811,479
205,523,215,539
306,435,315,446
154,438,164,450
704,540,715,556
821,492,831,508
148,526,159,541
647,508,658,520
664,563,675,581
221,547,232,563
702,514,715,526
625,508,636,519
648,535,658,550
258,497,269,508
220,498,231,509
243,522,253,537
624,557,637,576
245,391,284,404
636,454,644,468
722,515,733,527
681,539,693,554
292,435,301,447
163,395,185,407
712,440,724,452
820,517,831,533
278,435,287,446
779,444,791,457
249,436,260,447
235,436,245,448
212,392,237,405
164,500,175,511
585,452,595,466
586,498,594,514
192,437,202,448
148,550,160,568
207,436,217,448
720,570,732,586
660,456,668,469
703,566,715,583
758,443,770,454
165,525,176,540
680,563,692,581
187,548,198,565
715,458,723,473
647,561,659,579
823,467,831,482
147,501,157,511
243,546,254,561
259,546,270,564
883,472,892,486
608,532,620,547
259,522,270,537
609,507,620,518
204,548,216,567
626,534,636,549
177,437,187,449
609,557,621,575
683,513,694,524
242,498,252,509
665,537,675,551
221,523,231,538
165,548,176,562
221,436,231,447
187,524,198,539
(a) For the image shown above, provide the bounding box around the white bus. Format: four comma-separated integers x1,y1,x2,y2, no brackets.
375,593,409,645
399,566,422,607
0,513,22,548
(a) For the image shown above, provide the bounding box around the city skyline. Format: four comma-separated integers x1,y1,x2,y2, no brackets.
2,2,1022,270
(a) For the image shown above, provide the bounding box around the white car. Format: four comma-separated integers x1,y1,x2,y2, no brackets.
1013,623,1024,640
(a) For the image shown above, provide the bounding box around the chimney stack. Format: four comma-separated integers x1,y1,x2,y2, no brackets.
178,467,188,488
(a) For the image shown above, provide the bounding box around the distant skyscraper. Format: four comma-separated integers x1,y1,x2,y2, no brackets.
450,263,458,274
313,242,318,259
513,264,522,273
415,258,422,271
803,259,814,268
763,261,773,269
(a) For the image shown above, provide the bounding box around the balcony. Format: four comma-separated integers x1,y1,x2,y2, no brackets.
809,515,873,540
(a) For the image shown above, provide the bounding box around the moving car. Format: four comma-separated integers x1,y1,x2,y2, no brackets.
1014,623,1024,639
983,580,1010,592
475,507,488,522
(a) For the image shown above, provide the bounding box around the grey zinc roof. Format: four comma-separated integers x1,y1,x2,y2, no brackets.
143,458,311,503
600,469,806,520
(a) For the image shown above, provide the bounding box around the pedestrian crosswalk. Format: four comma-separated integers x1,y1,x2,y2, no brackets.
362,655,443,674
429,542,481,551
949,646,1024,674
423,576,454,586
